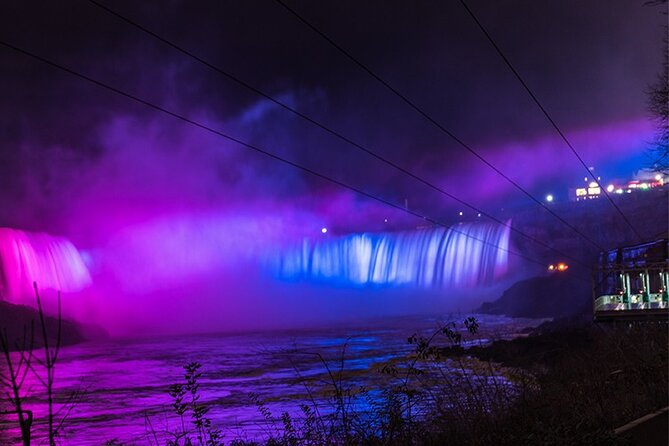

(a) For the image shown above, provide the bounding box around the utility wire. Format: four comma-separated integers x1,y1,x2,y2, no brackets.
272,0,607,252
458,0,645,243
0,39,576,278
83,0,594,267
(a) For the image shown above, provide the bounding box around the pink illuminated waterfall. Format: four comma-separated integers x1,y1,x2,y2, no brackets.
0,228,91,303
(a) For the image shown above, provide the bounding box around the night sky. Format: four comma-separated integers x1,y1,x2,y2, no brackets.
0,0,665,236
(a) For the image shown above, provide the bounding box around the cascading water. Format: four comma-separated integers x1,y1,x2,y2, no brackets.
275,222,511,288
0,228,91,303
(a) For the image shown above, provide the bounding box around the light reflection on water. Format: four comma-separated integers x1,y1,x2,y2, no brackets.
0,314,544,445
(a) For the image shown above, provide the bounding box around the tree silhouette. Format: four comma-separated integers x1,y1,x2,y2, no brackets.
646,0,668,174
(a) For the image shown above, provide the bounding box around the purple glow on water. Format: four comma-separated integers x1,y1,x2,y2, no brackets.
0,228,91,304
275,222,511,288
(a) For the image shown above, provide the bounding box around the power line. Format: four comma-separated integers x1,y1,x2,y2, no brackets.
272,0,607,252
459,0,645,242
82,0,594,267
0,39,574,277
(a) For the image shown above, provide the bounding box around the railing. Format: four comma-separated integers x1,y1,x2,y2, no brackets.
593,263,669,321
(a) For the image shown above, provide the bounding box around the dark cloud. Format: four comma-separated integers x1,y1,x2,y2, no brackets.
0,0,665,233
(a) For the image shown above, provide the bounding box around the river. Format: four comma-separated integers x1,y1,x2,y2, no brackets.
0,313,545,445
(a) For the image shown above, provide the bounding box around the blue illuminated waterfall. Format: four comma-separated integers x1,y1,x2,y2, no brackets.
275,222,511,288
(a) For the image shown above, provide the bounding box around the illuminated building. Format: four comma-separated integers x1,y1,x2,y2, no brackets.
569,174,665,202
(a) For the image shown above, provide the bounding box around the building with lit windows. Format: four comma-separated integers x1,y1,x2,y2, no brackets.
569,173,665,202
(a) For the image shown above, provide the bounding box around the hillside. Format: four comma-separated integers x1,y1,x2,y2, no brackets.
476,272,591,319
0,300,97,351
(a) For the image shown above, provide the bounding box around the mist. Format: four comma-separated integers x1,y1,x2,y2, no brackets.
0,0,663,337
0,93,647,336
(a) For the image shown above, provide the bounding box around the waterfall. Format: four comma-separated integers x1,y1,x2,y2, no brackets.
0,228,91,302
275,222,511,288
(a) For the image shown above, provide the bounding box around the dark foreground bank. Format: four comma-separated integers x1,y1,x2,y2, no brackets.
2,272,667,445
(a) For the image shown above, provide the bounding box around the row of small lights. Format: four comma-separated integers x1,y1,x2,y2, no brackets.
321,217,391,234
321,211,486,234
580,175,664,199
545,174,665,204
320,173,665,233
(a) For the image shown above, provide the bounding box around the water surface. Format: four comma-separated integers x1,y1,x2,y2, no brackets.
0,314,544,445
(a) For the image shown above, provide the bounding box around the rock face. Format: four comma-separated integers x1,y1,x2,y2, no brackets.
0,300,89,351
477,273,591,319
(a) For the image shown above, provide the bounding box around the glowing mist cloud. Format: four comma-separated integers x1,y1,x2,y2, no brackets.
274,222,511,288
91,211,323,294
0,228,91,303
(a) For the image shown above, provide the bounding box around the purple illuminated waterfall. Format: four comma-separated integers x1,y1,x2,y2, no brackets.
276,222,511,288
0,228,91,303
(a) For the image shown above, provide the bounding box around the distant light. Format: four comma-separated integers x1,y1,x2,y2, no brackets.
584,177,588,181
588,181,598,188
321,227,328,234
458,211,463,216
615,189,623,194
477,213,481,217
655,174,662,181
545,194,554,203
384,218,388,223
597,176,601,181
606,184,615,193
549,263,568,272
